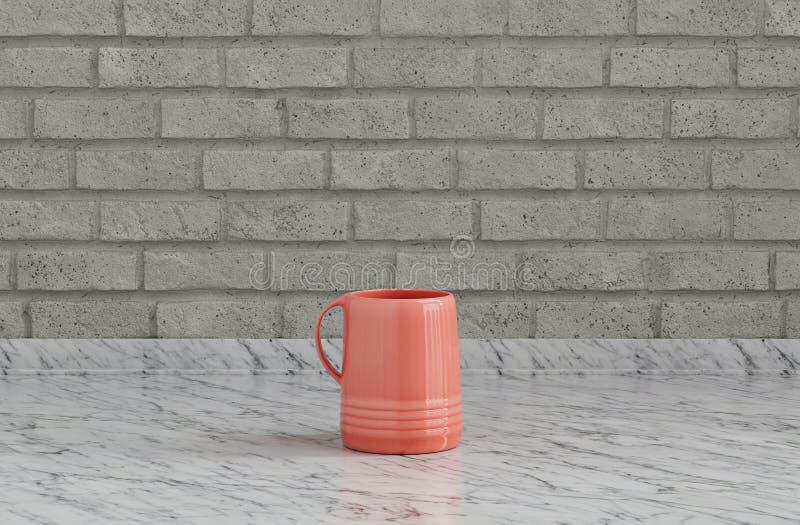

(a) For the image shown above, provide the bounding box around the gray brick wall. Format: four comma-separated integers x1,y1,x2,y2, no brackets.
0,0,799,338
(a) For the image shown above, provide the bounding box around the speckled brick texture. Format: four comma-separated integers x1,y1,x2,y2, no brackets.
0,0,799,338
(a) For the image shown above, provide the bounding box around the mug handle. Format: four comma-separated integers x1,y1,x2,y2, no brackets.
314,298,344,385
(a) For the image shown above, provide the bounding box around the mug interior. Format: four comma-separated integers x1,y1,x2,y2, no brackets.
350,288,450,300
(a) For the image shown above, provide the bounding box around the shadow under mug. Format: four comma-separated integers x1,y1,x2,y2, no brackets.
314,288,462,454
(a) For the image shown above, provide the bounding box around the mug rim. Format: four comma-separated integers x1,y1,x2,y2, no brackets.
348,288,452,301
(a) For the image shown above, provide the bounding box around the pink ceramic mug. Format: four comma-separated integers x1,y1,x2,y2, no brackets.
314,289,462,454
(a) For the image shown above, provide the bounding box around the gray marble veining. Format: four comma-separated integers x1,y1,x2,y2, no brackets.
1,338,799,374
1,373,798,524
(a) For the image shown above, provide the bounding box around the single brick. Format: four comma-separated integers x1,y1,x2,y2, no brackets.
713,150,800,190
637,0,760,36
0,252,10,289
17,251,138,291
607,199,730,240
671,99,793,139
0,150,70,189
458,302,531,337
380,0,505,36
157,301,280,338
775,252,800,290
124,0,248,36
144,251,265,290
227,48,347,88
518,251,645,291
162,98,282,139
101,201,220,241
509,0,629,35
252,0,376,35
0,201,95,240
543,99,663,139
0,303,24,337
288,99,409,139
270,250,394,290
203,150,325,190
331,149,450,190
354,48,476,88
787,301,800,337
481,200,601,240
77,150,197,190
0,48,93,87
397,251,516,290
610,47,732,88
482,48,604,87
283,297,344,338
0,0,117,35
648,251,768,291
34,99,156,139
735,201,800,240
585,149,706,190
766,0,800,36
0,100,27,138
99,48,221,88
228,201,348,241
535,302,655,338
661,301,781,338
354,201,472,240
738,48,800,87
458,150,577,190
30,301,152,338
416,97,538,139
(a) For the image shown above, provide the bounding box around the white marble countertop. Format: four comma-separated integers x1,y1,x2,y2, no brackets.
2,372,799,524
2,338,800,374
